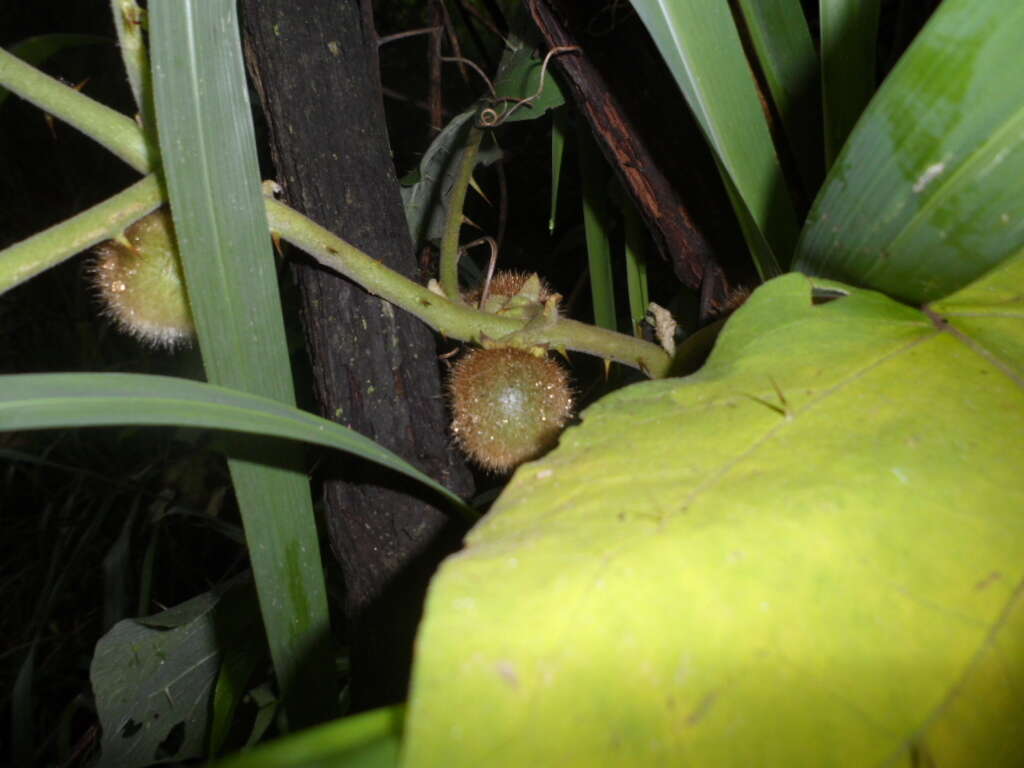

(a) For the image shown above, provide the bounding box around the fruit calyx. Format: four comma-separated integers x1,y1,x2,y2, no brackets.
464,270,558,317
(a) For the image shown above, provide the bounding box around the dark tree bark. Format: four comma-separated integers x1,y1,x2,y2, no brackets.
240,0,474,710
527,0,756,311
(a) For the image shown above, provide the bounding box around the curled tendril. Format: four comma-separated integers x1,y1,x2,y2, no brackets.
457,237,499,308
476,105,502,128
442,47,581,129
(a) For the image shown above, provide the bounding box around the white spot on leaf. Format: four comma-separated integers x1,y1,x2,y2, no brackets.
913,162,946,193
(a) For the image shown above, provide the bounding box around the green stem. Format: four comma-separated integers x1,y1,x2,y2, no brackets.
0,52,672,377
109,0,157,138
0,46,154,172
266,199,671,376
439,125,482,301
0,174,163,293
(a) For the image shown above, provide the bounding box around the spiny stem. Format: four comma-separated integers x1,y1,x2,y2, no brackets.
0,48,673,377
0,46,155,172
0,174,163,293
266,199,671,376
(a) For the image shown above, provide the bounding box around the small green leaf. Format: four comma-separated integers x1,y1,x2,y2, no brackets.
490,35,565,124
401,109,476,247
795,0,1024,304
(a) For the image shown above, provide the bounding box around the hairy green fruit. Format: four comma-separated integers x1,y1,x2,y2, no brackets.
91,208,194,349
448,347,574,472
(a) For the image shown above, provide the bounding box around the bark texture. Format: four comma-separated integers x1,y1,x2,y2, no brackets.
527,0,755,310
241,0,473,709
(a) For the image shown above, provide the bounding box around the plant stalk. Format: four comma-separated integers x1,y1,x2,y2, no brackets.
0,174,163,293
439,124,483,300
0,46,154,171
0,50,672,377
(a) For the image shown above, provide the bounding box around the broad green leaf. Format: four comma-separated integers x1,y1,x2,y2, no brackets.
91,579,260,767
0,373,466,510
628,0,799,270
733,0,821,192
403,254,1024,765
819,0,880,167
214,706,403,768
795,0,1024,305
150,0,335,727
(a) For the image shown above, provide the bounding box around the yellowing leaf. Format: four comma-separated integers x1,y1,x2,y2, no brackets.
403,255,1024,766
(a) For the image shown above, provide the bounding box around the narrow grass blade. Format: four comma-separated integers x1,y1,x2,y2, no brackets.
12,642,36,767
794,0,1024,304
549,107,567,233
101,500,138,631
209,626,267,757
623,202,648,338
578,127,617,332
214,705,403,768
628,0,799,270
820,0,880,167
149,0,334,727
0,373,467,510
136,518,159,616
734,0,821,194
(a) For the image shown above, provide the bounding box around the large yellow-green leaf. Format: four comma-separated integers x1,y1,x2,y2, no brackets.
795,0,1024,305
402,254,1024,766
